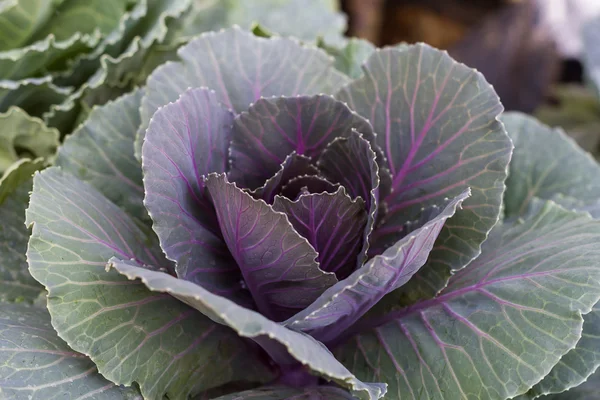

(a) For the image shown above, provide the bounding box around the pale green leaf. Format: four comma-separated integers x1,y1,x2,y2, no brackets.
0,77,70,117
55,89,147,222
501,112,600,217
0,302,142,400
0,107,59,173
0,0,60,51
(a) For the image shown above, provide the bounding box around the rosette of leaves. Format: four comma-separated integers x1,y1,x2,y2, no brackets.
6,27,600,399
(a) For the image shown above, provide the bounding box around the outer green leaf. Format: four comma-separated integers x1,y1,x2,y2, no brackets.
55,89,147,223
0,32,100,80
108,258,387,400
0,302,141,400
541,370,600,400
519,303,600,399
0,0,59,51
321,38,375,79
137,26,350,160
337,43,512,304
26,168,271,400
0,107,59,173
0,159,44,303
336,201,600,399
0,77,70,117
285,190,468,344
211,385,355,400
502,112,600,217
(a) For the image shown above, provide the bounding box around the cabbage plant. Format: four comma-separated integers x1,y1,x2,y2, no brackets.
3,27,600,399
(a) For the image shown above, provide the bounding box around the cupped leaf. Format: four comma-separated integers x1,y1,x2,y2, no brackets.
273,187,367,279
137,26,350,159
0,159,45,303
142,87,249,303
0,32,100,80
206,173,337,321
211,385,355,400
501,112,600,218
0,302,142,400
229,95,374,190
26,168,270,399
338,43,512,303
285,190,468,344
0,77,70,117
280,175,339,200
56,89,147,223
109,258,387,400
250,152,318,204
335,201,600,399
0,107,59,173
318,130,380,268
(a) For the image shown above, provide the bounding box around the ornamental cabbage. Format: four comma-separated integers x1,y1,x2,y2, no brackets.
2,26,600,400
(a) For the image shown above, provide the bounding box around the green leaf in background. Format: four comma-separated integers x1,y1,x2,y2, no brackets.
55,89,147,223
0,0,60,51
501,112,600,217
0,302,142,400
0,159,45,303
335,201,600,399
0,107,59,173
0,77,70,117
26,168,271,399
108,258,386,400
541,370,600,400
0,31,101,80
320,38,375,79
534,85,600,155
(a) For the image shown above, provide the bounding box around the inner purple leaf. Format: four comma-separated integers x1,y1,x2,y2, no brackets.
273,187,367,280
228,95,376,190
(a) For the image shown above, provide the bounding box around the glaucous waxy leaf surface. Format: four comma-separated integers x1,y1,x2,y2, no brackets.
228,95,375,190
137,26,350,159
142,87,249,302
211,385,356,400
0,106,59,173
272,187,367,279
250,152,319,203
206,173,337,321
55,89,147,223
318,130,381,269
285,189,468,344
337,43,512,304
0,303,142,400
26,168,270,399
335,201,600,400
108,258,386,400
501,112,600,218
0,159,44,303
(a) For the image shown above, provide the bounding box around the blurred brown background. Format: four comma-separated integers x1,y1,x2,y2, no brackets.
340,0,575,113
